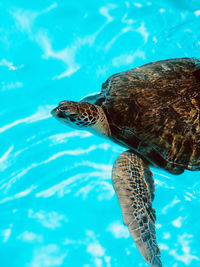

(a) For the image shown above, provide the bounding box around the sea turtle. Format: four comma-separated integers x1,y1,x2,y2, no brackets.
51,58,200,267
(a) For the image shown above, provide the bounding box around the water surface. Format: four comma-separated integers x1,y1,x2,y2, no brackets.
1,0,200,266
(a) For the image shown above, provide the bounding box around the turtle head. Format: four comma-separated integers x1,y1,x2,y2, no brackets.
51,100,111,137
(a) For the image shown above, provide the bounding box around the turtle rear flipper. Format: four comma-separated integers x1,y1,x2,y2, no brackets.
112,150,162,267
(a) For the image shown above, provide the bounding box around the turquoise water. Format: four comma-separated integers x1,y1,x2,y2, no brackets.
1,0,200,266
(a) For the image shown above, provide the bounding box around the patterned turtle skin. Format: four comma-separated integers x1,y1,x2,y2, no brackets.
94,58,200,174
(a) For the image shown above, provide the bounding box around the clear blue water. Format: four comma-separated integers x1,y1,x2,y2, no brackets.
1,0,200,266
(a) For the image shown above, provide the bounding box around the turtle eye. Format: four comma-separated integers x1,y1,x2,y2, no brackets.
57,111,66,118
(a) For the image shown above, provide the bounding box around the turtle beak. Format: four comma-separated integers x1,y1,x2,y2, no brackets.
51,106,66,118
51,100,73,118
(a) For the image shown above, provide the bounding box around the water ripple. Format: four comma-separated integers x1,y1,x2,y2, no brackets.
0,185,37,204
43,143,110,164
2,1,200,266
0,145,14,171
0,105,53,134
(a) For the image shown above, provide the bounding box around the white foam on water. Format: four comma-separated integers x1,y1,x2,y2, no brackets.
194,10,200,16
163,232,171,240
38,31,80,79
36,173,85,198
75,178,114,201
136,22,149,43
169,234,199,265
11,3,116,80
121,13,135,25
0,163,39,193
42,2,58,14
1,81,23,91
112,49,145,67
159,243,169,250
0,145,14,171
49,131,92,144
99,4,117,23
85,230,111,267
43,143,110,164
0,185,37,204
105,26,133,51
30,244,67,267
11,6,79,78
11,8,38,33
107,221,129,239
75,161,112,171
161,196,180,214
1,226,12,243
28,210,68,229
64,230,111,267
133,3,142,8
97,181,115,201
172,216,184,228
18,231,43,243
87,242,105,257
0,105,53,134
11,3,58,33
36,172,108,198
74,183,95,200
0,59,24,70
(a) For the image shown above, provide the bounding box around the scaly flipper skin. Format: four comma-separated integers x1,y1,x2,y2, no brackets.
112,150,162,267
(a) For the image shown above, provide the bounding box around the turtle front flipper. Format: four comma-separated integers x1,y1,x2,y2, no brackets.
80,92,101,104
112,150,162,267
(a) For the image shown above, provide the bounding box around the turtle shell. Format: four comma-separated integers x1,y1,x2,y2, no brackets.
95,58,200,173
